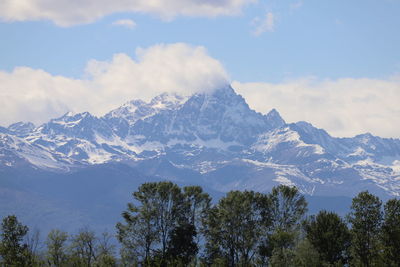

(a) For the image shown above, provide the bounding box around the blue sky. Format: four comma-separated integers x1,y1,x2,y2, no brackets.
0,0,399,137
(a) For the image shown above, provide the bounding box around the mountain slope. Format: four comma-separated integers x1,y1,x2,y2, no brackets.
1,85,399,199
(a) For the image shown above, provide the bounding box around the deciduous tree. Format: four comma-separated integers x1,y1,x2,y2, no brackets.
46,229,69,266
117,181,191,266
203,190,270,266
69,227,97,267
305,210,350,265
264,185,307,264
347,191,383,267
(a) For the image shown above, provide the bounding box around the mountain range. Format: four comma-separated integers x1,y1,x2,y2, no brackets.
1,85,399,232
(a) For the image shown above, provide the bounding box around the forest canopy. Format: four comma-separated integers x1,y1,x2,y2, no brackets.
1,182,400,266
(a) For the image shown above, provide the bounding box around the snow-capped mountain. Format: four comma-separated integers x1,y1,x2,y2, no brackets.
8,122,35,137
1,85,400,199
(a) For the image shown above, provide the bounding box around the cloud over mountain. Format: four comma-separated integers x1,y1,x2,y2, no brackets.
233,76,400,138
0,43,229,126
0,41,399,138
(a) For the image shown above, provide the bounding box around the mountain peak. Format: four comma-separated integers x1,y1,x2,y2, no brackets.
7,121,35,136
55,111,94,122
159,85,282,145
356,132,374,138
265,108,285,128
354,132,378,145
211,84,235,93
128,99,146,107
105,99,146,120
149,92,187,109
207,85,237,99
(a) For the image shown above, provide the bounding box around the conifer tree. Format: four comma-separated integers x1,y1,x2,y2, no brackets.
0,215,29,266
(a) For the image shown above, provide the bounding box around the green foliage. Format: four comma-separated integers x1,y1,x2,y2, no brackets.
95,253,117,267
166,223,198,265
24,228,43,266
268,229,298,251
46,229,69,266
0,214,29,266
270,185,308,232
46,228,117,266
116,199,158,265
381,198,400,266
269,247,295,267
269,239,322,267
183,186,211,242
260,185,308,265
95,231,117,266
4,183,400,267
203,190,271,266
69,228,97,266
116,181,196,266
150,181,186,261
305,210,350,265
202,206,224,266
183,186,211,226
347,191,383,267
292,239,321,267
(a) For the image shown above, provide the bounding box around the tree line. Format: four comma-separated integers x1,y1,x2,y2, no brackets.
1,181,400,266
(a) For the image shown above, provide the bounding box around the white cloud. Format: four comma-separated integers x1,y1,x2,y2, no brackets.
0,43,229,126
232,77,400,138
252,12,275,36
1,41,399,139
112,19,136,29
0,0,256,27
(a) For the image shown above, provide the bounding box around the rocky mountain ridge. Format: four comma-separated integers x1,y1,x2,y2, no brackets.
1,85,399,198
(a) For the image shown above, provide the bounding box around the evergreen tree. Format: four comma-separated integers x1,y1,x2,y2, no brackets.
0,215,29,266
347,191,383,267
305,210,350,265
382,198,400,266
